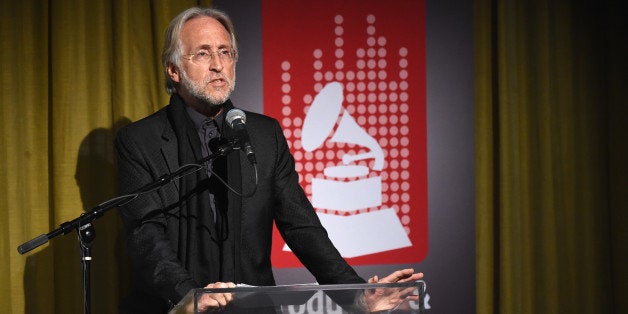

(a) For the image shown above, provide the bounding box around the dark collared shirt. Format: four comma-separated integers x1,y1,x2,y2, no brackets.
185,105,224,159
185,106,225,223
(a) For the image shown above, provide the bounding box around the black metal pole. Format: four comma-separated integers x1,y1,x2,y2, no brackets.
78,222,95,314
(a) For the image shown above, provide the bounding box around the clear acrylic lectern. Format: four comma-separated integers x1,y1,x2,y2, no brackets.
171,281,426,313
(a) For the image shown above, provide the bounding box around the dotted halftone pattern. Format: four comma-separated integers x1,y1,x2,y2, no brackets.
277,14,413,234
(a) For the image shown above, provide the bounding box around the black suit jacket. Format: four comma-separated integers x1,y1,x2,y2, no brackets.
115,96,363,312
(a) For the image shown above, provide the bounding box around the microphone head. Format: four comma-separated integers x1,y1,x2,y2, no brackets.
226,108,246,128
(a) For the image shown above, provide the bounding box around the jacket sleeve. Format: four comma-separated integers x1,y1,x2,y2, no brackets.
269,120,365,285
115,126,198,305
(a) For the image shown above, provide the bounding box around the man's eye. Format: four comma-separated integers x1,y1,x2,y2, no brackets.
197,51,210,57
218,49,230,56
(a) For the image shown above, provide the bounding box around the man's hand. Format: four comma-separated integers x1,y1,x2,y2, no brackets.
362,268,424,312
193,282,236,312
170,282,236,314
369,268,424,284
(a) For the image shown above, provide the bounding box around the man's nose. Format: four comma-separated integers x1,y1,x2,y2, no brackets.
209,54,224,71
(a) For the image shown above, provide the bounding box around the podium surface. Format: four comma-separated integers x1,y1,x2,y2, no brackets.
186,281,426,313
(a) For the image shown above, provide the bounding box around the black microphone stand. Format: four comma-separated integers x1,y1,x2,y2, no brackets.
16,141,235,314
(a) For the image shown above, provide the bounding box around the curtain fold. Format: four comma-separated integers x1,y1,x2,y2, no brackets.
476,0,627,313
0,2,53,313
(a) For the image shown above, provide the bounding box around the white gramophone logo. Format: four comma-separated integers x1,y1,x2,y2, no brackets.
279,14,413,258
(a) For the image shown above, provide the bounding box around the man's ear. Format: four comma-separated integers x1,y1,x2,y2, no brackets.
167,63,181,83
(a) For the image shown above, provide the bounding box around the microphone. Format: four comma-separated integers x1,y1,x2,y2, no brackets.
226,108,257,164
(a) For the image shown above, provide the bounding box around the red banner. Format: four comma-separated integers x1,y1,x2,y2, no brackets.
262,0,427,267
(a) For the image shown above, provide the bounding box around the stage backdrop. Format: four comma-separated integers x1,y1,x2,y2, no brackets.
214,0,475,312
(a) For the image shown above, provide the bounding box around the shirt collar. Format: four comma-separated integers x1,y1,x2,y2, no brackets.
185,105,224,132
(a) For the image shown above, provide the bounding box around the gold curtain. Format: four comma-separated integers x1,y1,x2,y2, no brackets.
0,1,210,313
475,0,627,313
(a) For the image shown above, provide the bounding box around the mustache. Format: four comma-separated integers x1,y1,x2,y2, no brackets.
202,73,233,86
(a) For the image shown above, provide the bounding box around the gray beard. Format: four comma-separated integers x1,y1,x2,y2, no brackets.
180,69,236,106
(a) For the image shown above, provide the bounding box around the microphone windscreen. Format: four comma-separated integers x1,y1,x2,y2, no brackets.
226,109,246,127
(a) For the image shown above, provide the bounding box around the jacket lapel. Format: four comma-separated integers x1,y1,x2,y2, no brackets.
161,114,181,191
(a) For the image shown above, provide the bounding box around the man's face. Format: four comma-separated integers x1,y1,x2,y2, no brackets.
170,16,236,107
